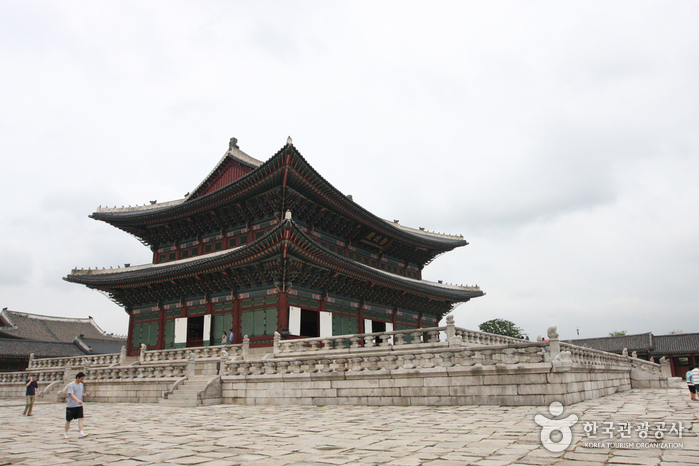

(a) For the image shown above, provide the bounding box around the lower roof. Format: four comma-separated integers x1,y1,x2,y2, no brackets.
65,218,484,314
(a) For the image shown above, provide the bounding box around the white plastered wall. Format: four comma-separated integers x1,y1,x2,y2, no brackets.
319,311,332,338
174,317,187,345
289,306,301,336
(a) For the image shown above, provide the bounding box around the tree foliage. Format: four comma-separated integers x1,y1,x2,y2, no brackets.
609,330,627,336
479,318,528,339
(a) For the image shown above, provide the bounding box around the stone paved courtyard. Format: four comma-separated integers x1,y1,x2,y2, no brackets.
1,383,698,465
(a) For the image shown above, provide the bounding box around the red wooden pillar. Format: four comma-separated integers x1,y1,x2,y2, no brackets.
158,307,165,350
358,306,364,334
126,311,135,356
277,292,288,333
233,295,241,344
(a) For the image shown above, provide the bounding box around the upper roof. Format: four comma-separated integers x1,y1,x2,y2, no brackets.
65,218,483,315
89,138,467,262
0,309,126,344
568,332,699,356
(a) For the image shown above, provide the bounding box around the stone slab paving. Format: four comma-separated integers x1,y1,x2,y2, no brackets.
1,384,698,465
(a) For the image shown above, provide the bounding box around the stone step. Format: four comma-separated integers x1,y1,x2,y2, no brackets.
160,399,201,407
159,375,221,407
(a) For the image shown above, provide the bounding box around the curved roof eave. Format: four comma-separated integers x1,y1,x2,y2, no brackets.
88,143,468,250
65,220,483,302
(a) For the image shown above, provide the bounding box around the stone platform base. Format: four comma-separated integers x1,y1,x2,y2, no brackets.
222,363,634,407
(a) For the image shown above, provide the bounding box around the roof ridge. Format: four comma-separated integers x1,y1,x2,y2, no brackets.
5,310,93,324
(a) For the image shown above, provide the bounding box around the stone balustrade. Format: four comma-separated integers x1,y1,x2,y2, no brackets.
630,356,663,375
275,328,441,354
140,344,241,363
559,342,631,369
455,328,529,346
27,352,123,370
225,343,547,376
86,363,187,381
273,319,532,357
0,369,65,384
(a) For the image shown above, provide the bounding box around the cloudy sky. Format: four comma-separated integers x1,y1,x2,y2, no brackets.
1,1,697,341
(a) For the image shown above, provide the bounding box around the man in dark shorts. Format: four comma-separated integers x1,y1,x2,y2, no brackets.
65,372,90,439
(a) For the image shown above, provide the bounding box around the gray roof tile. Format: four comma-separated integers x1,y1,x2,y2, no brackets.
0,339,87,358
0,310,125,344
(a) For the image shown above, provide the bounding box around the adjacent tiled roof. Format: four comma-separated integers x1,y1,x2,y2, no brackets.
0,339,87,358
0,310,125,344
569,332,699,356
568,333,654,353
653,333,699,355
81,338,126,354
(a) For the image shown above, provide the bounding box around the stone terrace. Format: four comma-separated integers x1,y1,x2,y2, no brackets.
0,382,697,465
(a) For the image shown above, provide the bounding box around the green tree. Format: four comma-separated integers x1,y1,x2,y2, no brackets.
479,318,528,339
609,330,627,336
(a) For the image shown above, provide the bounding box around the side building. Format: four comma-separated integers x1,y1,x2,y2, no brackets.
569,332,699,378
65,138,484,356
0,308,126,372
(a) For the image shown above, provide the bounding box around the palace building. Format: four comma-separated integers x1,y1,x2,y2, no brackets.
65,138,484,356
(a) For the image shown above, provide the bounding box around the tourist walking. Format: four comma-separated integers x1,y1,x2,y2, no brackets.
65,372,90,438
220,332,227,345
687,366,696,401
23,374,40,416
691,366,699,402
228,328,235,344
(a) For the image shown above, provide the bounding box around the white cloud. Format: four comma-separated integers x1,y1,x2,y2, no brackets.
1,0,697,340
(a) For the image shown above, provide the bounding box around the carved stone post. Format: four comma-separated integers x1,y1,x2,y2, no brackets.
186,352,196,377
219,350,229,376
660,356,672,379
546,325,560,361
140,343,147,364
242,335,250,361
63,363,72,384
273,331,281,354
445,315,455,339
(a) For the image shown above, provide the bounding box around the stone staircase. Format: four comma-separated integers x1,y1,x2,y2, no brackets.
159,375,221,407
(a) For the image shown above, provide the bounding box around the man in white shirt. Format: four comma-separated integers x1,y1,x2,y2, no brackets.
65,372,90,439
